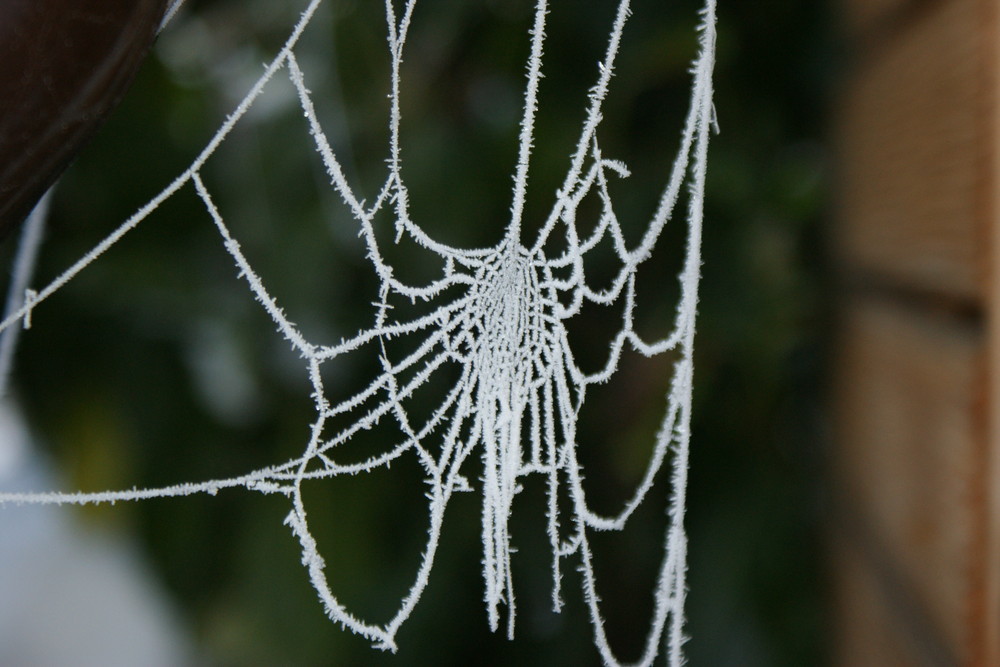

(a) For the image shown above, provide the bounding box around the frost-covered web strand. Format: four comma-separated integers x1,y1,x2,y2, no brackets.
0,2,715,666
159,0,186,32
0,0,326,338
508,0,548,242
0,189,49,396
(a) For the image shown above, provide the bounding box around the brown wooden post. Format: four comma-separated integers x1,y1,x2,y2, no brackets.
833,0,999,663
984,0,1000,660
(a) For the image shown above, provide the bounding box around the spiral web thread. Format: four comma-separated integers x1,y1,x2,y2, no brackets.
0,1,717,665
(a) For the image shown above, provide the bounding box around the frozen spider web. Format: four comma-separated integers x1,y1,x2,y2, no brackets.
0,1,717,665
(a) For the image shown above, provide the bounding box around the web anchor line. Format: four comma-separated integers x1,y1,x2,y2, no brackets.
0,1,716,665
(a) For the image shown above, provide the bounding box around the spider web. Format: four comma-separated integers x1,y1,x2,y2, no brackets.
0,1,717,665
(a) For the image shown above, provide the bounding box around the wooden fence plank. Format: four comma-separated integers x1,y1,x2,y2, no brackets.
833,297,983,661
836,0,986,301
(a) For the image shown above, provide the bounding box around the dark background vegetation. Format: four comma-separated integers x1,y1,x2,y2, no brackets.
10,0,834,664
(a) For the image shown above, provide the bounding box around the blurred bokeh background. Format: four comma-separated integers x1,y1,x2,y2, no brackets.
2,0,835,664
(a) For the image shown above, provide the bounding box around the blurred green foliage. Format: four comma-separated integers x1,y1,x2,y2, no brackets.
11,0,833,664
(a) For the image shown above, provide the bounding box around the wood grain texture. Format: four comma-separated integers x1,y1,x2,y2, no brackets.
836,0,986,301
833,297,983,662
831,535,928,667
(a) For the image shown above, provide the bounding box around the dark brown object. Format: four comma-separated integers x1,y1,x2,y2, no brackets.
0,0,169,236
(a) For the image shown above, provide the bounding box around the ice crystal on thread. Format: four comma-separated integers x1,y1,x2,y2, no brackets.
0,1,716,665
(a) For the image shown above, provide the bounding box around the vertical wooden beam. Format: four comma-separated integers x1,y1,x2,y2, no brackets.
835,0,999,662
982,0,1000,659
